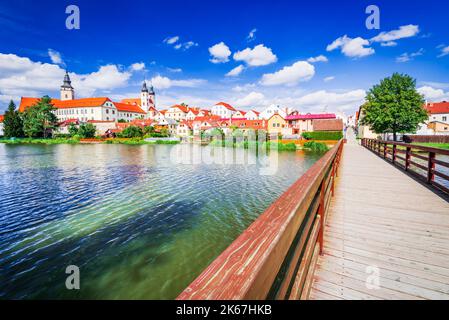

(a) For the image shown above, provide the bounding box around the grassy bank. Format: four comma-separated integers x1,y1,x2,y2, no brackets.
0,137,180,145
414,142,449,150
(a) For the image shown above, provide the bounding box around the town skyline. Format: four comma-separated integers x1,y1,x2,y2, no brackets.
1,0,449,115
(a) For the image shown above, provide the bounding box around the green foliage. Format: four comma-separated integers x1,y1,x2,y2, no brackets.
78,123,97,138
3,100,24,138
117,125,143,138
0,137,80,144
22,96,58,138
301,131,343,140
144,125,155,135
303,141,329,152
68,123,79,136
209,139,297,151
362,73,428,141
160,128,169,137
117,119,127,123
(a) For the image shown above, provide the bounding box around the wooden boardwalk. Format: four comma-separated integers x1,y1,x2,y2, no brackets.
309,138,449,300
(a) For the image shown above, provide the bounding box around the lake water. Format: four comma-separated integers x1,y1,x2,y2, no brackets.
0,143,323,299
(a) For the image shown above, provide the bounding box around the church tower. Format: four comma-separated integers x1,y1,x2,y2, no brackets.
140,81,156,113
60,71,75,101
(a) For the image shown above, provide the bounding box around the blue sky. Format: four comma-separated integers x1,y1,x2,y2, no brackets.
1,0,449,115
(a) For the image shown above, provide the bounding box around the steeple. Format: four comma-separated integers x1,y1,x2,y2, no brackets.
61,70,73,89
141,81,149,93
60,70,75,101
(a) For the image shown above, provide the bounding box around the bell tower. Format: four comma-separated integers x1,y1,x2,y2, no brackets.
140,81,149,113
60,71,75,101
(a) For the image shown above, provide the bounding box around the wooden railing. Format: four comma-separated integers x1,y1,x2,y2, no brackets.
177,140,344,300
362,138,449,195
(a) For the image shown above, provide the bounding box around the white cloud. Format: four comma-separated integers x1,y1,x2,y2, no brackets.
371,25,420,43
164,36,179,45
232,83,256,92
381,41,397,47
233,44,277,66
327,35,374,58
324,76,335,82
0,53,131,100
235,91,265,108
130,62,145,71
418,86,449,101
48,49,65,66
247,28,257,42
167,67,182,73
209,42,231,64
396,48,424,63
260,61,315,86
226,65,245,77
307,55,328,63
182,41,199,50
438,45,449,58
150,75,205,90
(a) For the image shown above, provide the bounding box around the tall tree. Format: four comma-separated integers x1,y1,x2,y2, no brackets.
3,100,24,138
361,73,428,141
22,96,58,138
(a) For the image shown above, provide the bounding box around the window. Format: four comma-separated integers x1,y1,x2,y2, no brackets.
106,109,109,114
443,116,447,122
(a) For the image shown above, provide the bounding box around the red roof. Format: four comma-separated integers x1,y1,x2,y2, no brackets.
170,105,190,113
193,115,221,122
286,113,336,121
114,102,146,114
0,115,4,122
222,119,267,130
215,102,237,112
425,102,449,114
19,97,112,112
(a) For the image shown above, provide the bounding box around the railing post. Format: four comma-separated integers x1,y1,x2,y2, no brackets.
383,143,387,159
318,180,326,254
392,144,397,164
405,147,411,171
428,152,436,183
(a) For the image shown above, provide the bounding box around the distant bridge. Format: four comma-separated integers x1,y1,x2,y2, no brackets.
178,131,449,300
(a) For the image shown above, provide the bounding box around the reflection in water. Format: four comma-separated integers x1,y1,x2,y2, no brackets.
0,144,323,299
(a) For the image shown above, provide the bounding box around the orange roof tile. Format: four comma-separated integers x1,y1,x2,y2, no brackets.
121,98,141,106
425,101,449,114
19,97,42,112
19,97,113,112
0,115,4,122
113,102,146,114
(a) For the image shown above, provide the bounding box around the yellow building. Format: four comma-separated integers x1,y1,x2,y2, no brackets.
267,113,286,135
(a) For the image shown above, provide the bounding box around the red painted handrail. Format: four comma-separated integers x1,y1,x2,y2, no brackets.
178,140,344,300
362,138,449,195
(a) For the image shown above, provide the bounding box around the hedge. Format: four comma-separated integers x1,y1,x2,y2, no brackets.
301,131,343,141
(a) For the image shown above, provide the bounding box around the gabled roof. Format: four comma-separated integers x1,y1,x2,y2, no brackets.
19,97,41,112
247,110,260,115
215,102,236,111
425,101,449,114
113,102,146,114
170,104,190,113
286,113,336,121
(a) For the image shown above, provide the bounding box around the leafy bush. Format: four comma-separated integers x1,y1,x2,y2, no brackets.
301,131,343,141
78,123,97,138
303,141,329,152
117,125,143,138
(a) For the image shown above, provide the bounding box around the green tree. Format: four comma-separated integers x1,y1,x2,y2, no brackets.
68,123,79,136
3,100,24,138
118,125,143,138
144,125,155,135
22,96,58,138
78,123,97,138
362,73,428,141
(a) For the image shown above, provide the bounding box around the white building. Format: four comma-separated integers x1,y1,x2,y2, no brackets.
0,115,4,136
259,105,293,120
245,110,260,120
211,102,236,119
